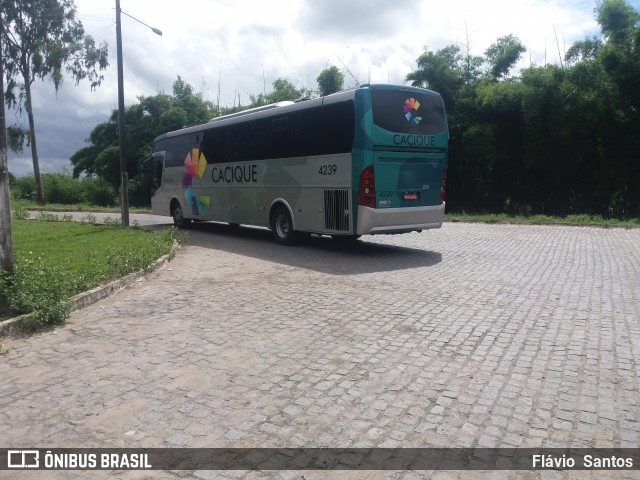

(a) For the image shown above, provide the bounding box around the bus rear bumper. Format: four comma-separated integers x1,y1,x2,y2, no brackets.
356,203,445,235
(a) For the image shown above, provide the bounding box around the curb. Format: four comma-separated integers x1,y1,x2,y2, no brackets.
0,242,180,338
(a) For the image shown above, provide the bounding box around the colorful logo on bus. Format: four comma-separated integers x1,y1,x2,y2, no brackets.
404,98,422,125
183,148,210,216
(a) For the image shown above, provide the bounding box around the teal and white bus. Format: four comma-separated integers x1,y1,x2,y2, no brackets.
149,84,448,244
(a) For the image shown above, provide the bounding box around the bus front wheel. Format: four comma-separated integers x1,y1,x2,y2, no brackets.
171,201,190,229
270,206,299,245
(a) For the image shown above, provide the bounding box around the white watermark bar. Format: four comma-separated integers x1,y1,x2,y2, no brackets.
1,448,639,470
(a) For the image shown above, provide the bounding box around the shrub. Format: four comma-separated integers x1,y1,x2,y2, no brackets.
103,216,121,227
13,174,36,201
128,173,152,207
11,206,29,220
41,173,86,204
0,254,70,330
84,177,118,206
35,212,60,221
80,213,97,224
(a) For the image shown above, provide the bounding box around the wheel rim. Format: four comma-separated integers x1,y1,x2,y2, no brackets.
275,213,290,239
173,206,183,225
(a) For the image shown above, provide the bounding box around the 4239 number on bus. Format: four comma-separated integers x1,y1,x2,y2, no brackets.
318,164,338,175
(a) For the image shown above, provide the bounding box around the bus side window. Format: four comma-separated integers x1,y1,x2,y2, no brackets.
150,152,164,194
228,125,246,162
228,121,264,162
154,160,162,186
272,117,288,132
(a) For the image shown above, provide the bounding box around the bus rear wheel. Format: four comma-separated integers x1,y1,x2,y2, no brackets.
270,206,299,245
171,201,190,229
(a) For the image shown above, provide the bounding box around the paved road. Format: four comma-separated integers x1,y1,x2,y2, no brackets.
1,220,639,479
23,210,174,228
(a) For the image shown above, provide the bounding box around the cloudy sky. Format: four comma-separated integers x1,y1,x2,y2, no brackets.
6,0,638,175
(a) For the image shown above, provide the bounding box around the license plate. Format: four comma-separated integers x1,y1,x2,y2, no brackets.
403,192,419,201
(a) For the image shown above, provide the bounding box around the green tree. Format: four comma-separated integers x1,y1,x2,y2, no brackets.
597,0,640,109
0,23,13,274
594,0,640,215
406,44,486,211
406,45,464,112
71,77,214,205
317,66,344,96
565,36,603,64
406,2,640,217
484,34,526,80
248,78,310,107
597,0,640,43
1,0,108,204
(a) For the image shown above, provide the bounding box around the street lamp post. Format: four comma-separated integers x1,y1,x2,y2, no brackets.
115,0,162,228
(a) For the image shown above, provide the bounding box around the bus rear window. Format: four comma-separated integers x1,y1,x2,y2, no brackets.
372,90,445,135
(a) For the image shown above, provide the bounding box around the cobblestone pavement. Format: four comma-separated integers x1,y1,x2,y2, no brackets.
1,220,639,480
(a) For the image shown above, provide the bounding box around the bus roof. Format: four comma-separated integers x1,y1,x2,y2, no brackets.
153,84,441,143
207,101,295,123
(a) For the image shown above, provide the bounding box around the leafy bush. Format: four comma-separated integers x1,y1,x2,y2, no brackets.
80,213,97,224
12,174,36,201
103,216,121,226
128,172,152,207
11,205,29,219
41,173,86,204
84,177,118,206
9,173,119,206
35,212,60,221
0,254,70,330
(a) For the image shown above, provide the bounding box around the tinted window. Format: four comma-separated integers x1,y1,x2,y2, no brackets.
372,90,445,135
155,134,200,168
299,101,355,156
201,128,228,163
203,100,355,163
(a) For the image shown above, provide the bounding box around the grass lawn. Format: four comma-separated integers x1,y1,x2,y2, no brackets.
1,219,177,325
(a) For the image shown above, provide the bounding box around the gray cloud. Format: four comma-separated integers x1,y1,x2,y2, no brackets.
298,0,416,41
6,0,606,178
6,84,107,176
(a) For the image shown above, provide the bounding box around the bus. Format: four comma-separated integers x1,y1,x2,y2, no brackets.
149,84,448,245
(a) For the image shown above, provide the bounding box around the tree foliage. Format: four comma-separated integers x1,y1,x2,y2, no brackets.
72,76,314,206
70,0,639,218
1,0,109,204
406,45,465,112
406,0,639,217
248,78,310,107
70,76,214,205
317,66,344,96
484,34,526,80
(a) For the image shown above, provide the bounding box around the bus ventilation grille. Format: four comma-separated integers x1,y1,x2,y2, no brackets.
324,189,350,232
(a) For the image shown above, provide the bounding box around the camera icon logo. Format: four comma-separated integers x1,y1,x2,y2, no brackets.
7,450,40,468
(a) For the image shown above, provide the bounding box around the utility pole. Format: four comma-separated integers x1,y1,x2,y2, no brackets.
115,0,162,228
115,0,129,228
0,16,14,274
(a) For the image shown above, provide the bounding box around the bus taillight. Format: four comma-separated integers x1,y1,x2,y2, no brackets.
440,166,447,204
358,165,376,208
